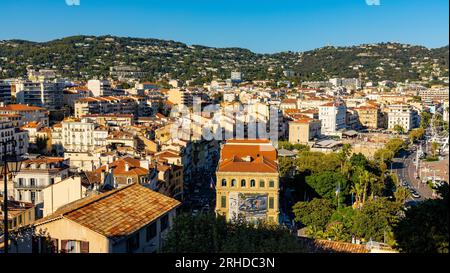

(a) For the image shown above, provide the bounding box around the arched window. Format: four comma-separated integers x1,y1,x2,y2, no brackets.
250,179,256,187
231,179,236,187
127,178,133,184
221,179,227,187
241,179,246,187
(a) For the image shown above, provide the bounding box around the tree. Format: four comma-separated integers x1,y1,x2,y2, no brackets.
374,149,395,164
296,151,340,174
420,111,432,128
337,144,352,174
293,198,335,232
431,141,439,157
394,187,411,204
163,213,304,253
394,184,449,253
352,198,402,244
305,171,349,206
409,127,425,143
393,124,405,134
279,157,296,178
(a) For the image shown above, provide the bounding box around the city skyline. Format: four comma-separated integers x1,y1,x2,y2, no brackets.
0,0,448,53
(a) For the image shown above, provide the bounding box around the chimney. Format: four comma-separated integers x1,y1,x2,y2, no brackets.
140,160,149,170
100,170,106,185
105,164,109,172
125,162,129,172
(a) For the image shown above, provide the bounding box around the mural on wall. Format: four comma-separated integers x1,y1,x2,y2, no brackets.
229,192,268,221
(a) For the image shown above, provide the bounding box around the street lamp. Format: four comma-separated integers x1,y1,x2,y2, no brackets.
1,139,22,254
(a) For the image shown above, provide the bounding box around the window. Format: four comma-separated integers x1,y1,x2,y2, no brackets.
269,197,274,209
231,179,236,187
259,180,265,188
241,179,246,187
18,178,24,186
146,222,157,242
30,178,36,186
221,196,226,208
65,240,80,253
160,214,169,231
126,233,140,253
127,178,133,184
221,179,227,187
31,192,36,203
250,179,256,187
269,180,275,188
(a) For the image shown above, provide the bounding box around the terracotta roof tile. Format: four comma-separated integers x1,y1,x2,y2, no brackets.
34,183,180,240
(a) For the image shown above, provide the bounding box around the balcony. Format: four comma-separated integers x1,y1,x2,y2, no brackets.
14,183,48,190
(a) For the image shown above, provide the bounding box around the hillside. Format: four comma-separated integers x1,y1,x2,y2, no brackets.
0,35,448,84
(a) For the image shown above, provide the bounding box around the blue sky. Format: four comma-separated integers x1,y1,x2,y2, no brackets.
0,0,448,53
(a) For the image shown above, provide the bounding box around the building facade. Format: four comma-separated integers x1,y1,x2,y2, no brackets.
215,139,279,224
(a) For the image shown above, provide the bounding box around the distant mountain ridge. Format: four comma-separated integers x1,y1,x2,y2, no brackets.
0,35,448,85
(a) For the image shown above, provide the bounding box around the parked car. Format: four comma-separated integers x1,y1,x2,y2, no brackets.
411,191,421,199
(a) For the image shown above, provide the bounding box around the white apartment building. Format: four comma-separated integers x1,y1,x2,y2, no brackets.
387,104,419,132
55,119,108,153
87,80,113,97
13,157,69,210
319,101,347,135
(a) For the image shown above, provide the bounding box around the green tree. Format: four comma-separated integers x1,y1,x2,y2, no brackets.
293,198,335,232
431,141,439,157
305,171,349,206
352,198,402,244
394,184,449,253
393,124,405,134
420,111,432,128
409,127,425,143
163,213,304,253
279,157,296,178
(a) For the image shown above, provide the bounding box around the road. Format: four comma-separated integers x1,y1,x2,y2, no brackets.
392,146,434,204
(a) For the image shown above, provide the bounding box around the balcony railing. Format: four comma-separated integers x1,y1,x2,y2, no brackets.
13,183,48,190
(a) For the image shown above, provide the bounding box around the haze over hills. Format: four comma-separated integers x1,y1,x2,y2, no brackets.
0,35,448,85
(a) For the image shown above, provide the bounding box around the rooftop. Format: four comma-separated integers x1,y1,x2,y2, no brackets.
34,183,181,241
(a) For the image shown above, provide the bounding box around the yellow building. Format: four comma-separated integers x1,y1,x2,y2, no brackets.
215,139,279,224
288,118,321,144
354,105,384,129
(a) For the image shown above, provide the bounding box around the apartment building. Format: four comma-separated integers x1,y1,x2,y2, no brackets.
81,114,133,127
419,87,449,102
0,104,49,126
60,119,108,153
0,80,12,104
167,89,193,107
87,80,113,97
15,80,64,109
354,105,384,129
319,101,347,135
387,104,420,132
32,183,180,253
13,157,69,210
74,96,149,118
288,118,321,144
215,139,280,224
0,120,29,161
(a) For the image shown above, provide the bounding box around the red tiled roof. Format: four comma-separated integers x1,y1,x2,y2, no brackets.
218,139,278,173
0,104,45,111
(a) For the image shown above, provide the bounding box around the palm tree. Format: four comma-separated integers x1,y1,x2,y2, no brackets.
394,187,411,204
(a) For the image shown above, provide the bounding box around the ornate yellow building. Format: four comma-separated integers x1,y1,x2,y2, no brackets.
215,139,279,224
